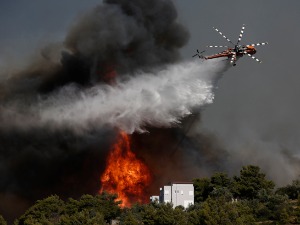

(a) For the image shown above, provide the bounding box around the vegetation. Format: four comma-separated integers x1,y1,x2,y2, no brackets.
13,192,120,225
0,215,7,225
276,180,300,200
0,165,298,224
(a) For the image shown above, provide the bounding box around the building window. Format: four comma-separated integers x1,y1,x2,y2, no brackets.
181,190,184,195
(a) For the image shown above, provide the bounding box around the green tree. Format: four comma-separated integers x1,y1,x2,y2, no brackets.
187,203,209,225
259,190,291,221
279,207,290,224
120,202,158,225
15,195,64,225
15,193,121,224
193,177,211,203
232,165,275,199
243,199,269,221
60,210,106,225
210,172,232,190
0,215,7,225
64,192,121,223
194,173,234,203
120,202,188,225
210,187,233,201
138,203,157,225
276,179,300,199
294,196,300,224
120,207,142,225
198,197,255,225
149,203,176,225
209,173,233,201
173,205,188,225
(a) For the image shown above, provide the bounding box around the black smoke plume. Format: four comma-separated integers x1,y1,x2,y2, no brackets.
0,0,227,222
2,0,189,97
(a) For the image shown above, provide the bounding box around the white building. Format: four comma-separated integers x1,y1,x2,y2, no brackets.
149,195,159,202
159,182,194,208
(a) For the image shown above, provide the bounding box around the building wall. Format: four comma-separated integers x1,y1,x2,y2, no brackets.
159,185,172,203
150,195,159,202
159,183,194,208
171,183,194,208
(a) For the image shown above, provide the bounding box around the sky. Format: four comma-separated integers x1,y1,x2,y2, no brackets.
0,0,300,186
174,0,300,183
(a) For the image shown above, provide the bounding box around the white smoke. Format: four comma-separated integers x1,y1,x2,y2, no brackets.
1,59,228,133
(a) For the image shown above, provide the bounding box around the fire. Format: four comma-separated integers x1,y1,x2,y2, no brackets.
100,131,152,207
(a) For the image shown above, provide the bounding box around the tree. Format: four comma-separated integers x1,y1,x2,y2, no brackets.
15,195,64,225
64,192,121,223
210,187,233,201
173,205,188,225
60,210,106,225
210,172,232,190
294,195,300,224
187,203,202,225
148,203,177,225
198,197,255,225
193,178,211,203
137,203,157,225
120,209,141,225
0,215,7,225
193,173,234,203
258,190,291,221
120,202,188,225
232,165,275,199
209,173,233,200
15,193,121,224
276,179,300,199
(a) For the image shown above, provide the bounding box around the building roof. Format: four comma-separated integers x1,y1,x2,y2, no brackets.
170,182,194,185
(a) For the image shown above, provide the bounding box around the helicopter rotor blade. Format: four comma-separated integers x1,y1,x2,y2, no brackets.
213,27,235,45
236,24,245,45
247,42,268,47
230,52,237,65
206,45,228,48
246,53,262,63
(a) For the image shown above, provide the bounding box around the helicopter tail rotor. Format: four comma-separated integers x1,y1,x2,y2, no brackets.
193,49,206,59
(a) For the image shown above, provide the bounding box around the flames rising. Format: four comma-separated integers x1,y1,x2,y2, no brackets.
100,131,152,207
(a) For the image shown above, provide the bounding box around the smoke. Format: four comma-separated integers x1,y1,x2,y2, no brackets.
1,60,226,133
131,114,230,194
0,0,230,222
0,0,189,97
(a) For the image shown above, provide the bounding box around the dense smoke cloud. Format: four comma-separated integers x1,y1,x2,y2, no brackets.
0,0,230,222
65,0,189,75
1,0,189,97
132,114,230,193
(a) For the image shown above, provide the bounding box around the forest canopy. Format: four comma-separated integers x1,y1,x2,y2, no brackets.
2,165,300,225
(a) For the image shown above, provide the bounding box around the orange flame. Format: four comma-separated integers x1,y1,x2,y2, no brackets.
100,131,152,207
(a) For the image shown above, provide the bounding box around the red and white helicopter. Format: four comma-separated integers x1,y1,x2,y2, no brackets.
193,24,268,66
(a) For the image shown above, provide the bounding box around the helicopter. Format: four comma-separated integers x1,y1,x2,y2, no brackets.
193,24,268,66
